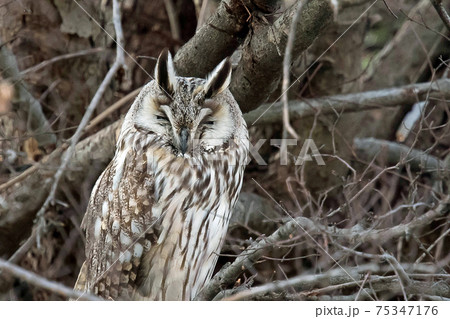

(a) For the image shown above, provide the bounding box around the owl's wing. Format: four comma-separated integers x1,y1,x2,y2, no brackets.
75,153,160,300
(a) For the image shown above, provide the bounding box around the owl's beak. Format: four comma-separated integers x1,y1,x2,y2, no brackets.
179,127,189,155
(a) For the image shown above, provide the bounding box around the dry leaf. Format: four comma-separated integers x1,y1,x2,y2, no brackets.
23,137,43,162
0,81,13,114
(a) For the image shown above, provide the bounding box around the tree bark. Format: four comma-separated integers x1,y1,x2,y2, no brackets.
174,0,281,77
232,0,335,113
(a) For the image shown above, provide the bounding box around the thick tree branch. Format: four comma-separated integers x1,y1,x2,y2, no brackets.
232,0,334,112
244,78,450,125
174,0,280,77
221,266,380,300
354,137,449,173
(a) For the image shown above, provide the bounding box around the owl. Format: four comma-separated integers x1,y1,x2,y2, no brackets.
74,50,249,300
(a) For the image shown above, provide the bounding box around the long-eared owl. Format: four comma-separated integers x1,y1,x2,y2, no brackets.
74,50,249,300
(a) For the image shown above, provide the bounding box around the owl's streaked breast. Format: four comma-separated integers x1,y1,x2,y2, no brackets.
131,131,248,300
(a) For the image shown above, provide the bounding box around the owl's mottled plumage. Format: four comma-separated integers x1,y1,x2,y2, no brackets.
74,50,249,300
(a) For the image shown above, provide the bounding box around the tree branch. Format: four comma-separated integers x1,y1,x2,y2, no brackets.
195,195,449,300
0,258,101,301
163,0,181,47
20,48,105,76
221,266,379,301
0,37,56,146
174,0,280,77
218,264,450,300
244,78,450,125
232,0,334,113
430,0,450,31
354,137,449,173
281,0,305,139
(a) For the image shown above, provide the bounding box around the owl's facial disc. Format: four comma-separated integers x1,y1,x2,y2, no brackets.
136,49,236,156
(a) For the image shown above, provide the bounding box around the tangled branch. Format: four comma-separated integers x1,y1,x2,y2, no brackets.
196,194,449,300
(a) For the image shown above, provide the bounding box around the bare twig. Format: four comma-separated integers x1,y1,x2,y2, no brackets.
327,165,399,217
299,290,375,301
336,244,411,299
20,48,105,75
299,278,450,300
281,0,304,140
0,258,101,301
299,276,392,300
355,272,371,301
399,7,450,41
382,0,398,18
430,0,450,31
0,164,38,192
84,87,141,133
164,0,181,48
222,267,378,301
415,224,450,264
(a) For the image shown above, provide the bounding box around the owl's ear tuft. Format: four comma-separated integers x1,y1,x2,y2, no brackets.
204,58,232,99
155,49,176,96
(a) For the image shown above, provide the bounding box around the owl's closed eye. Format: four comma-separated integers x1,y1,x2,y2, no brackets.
134,50,237,156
